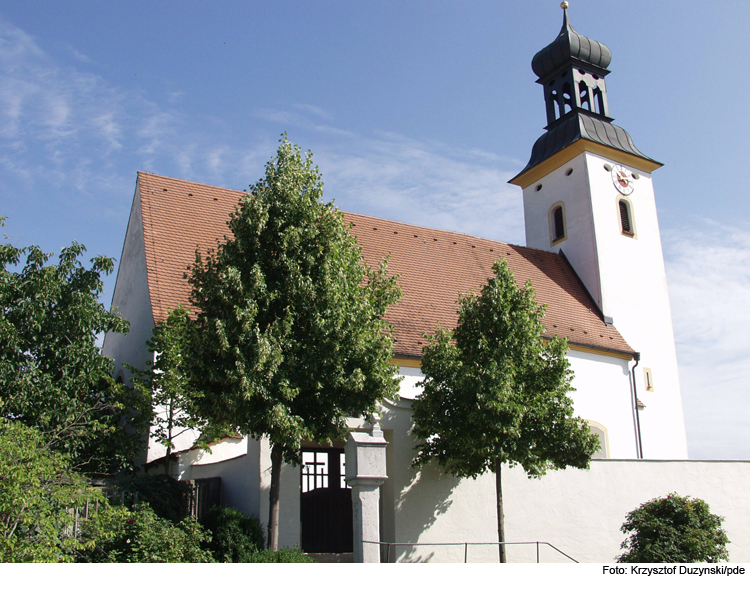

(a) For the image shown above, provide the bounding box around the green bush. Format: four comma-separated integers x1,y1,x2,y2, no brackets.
245,548,315,563
113,474,193,523
617,493,729,563
80,503,214,563
0,419,106,563
203,505,265,562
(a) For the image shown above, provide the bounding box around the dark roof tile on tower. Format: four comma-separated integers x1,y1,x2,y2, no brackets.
513,112,661,179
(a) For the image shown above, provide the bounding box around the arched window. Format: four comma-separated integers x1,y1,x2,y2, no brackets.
588,422,609,459
618,198,635,237
549,202,566,245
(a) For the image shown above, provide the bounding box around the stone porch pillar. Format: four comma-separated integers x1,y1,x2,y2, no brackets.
345,415,388,563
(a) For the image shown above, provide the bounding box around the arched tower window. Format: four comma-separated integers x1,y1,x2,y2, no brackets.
549,202,567,246
618,198,635,237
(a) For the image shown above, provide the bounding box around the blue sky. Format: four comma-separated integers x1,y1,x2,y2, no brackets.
1,1,748,460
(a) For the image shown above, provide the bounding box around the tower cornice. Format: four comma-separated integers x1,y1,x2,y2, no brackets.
509,136,662,189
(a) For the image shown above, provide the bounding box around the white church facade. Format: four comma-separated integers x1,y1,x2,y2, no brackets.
103,7,750,562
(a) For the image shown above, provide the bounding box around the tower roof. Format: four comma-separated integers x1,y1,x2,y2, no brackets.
511,112,662,184
511,4,661,185
531,5,611,80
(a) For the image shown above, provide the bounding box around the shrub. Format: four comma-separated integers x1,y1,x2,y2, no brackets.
0,419,105,563
245,548,315,563
617,493,729,563
113,474,193,523
80,503,213,563
203,505,265,562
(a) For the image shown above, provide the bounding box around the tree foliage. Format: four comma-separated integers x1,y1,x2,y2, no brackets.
0,419,105,562
203,505,265,562
128,305,206,468
412,258,599,477
411,258,599,561
184,138,402,548
186,138,401,460
617,493,729,563
80,503,214,563
0,230,147,474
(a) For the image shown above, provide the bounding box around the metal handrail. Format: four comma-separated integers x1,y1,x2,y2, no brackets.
363,540,578,563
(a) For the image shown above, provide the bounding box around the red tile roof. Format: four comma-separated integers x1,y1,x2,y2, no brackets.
136,171,634,357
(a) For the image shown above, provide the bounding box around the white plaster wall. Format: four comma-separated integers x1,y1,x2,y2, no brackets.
522,151,687,459
396,356,638,460
503,459,750,563
101,180,204,465
102,178,155,383
101,180,156,467
524,151,602,308
380,396,750,562
397,366,423,400
567,350,637,459
177,437,263,520
379,398,499,563
584,153,687,459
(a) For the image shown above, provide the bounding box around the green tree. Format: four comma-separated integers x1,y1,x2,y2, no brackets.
617,493,729,563
185,137,402,549
0,227,147,475
0,419,105,562
411,258,599,562
128,306,206,470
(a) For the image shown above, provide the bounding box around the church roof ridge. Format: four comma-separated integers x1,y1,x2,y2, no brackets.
134,172,635,357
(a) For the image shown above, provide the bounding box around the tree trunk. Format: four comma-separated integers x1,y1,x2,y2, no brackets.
268,444,283,550
495,458,506,563
164,398,174,474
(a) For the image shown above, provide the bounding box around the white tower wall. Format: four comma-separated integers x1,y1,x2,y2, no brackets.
522,150,688,459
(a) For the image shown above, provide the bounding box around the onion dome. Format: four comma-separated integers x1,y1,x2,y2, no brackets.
531,4,612,80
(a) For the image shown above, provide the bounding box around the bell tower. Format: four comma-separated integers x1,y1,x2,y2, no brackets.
510,3,688,459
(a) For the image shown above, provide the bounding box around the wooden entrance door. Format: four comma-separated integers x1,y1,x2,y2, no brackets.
300,448,353,553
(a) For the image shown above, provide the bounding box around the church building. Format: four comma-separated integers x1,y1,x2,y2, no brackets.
104,7,749,562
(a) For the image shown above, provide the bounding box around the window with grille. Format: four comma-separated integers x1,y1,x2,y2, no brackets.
619,199,634,236
301,450,349,493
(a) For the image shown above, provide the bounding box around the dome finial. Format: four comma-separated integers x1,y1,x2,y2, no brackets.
561,1,569,9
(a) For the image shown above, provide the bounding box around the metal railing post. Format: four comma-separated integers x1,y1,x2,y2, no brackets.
464,542,468,563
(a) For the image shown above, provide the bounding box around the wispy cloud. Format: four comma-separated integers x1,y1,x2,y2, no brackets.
0,19,130,198
66,44,93,64
664,221,750,459
312,131,524,244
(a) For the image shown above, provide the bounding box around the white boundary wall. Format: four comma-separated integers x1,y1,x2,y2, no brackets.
504,459,750,563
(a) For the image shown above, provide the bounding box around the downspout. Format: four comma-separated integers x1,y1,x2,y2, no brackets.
631,352,644,459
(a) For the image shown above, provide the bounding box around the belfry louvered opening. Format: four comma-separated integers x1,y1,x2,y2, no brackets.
619,199,634,236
